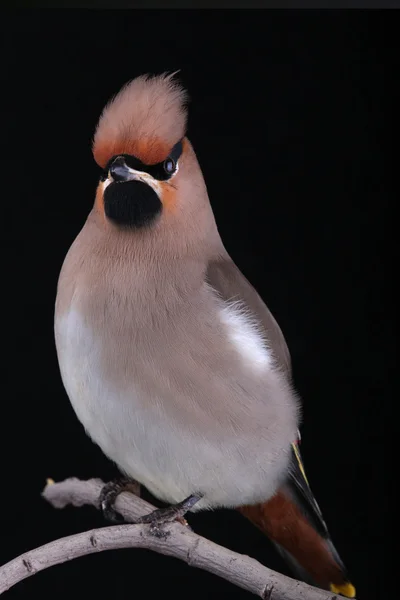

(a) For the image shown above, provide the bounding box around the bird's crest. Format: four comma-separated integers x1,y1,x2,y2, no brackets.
93,72,188,169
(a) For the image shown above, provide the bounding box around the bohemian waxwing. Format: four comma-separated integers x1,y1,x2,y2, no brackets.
54,73,356,598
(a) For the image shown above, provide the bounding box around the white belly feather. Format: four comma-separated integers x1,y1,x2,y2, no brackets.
55,308,182,502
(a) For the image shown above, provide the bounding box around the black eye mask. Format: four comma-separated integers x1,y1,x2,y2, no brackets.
101,140,183,182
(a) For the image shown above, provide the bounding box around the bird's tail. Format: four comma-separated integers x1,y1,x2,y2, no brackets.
237,440,356,598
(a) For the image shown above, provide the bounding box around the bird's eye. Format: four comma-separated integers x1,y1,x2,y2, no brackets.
163,157,176,175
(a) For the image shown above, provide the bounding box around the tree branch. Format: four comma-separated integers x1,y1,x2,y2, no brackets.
0,478,343,599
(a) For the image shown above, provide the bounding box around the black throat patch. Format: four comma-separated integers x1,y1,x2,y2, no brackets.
103,180,162,229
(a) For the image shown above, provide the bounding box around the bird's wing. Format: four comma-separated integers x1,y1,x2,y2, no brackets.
207,256,355,598
289,434,330,538
206,256,292,377
284,437,355,595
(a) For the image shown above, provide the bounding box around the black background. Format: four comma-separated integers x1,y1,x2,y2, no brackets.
0,10,394,600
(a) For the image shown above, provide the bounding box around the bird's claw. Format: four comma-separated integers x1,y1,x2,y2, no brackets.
134,494,200,536
99,477,141,523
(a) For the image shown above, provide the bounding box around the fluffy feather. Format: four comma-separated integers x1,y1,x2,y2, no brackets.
93,72,188,168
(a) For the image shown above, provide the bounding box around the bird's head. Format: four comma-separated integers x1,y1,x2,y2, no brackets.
92,73,219,255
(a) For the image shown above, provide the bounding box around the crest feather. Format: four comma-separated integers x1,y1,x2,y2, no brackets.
93,72,188,167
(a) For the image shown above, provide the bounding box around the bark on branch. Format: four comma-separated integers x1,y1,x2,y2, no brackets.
0,478,343,599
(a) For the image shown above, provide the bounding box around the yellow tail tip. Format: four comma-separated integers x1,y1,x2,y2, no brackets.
330,582,356,598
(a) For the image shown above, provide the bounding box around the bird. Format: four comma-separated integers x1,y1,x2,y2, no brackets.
54,72,356,598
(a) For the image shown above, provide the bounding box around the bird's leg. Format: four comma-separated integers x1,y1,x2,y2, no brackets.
135,493,202,538
99,477,141,523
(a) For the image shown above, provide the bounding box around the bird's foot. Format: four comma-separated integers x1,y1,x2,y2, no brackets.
99,477,141,523
135,494,202,538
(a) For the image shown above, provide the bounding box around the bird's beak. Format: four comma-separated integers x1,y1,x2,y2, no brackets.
108,156,138,183
106,156,161,196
